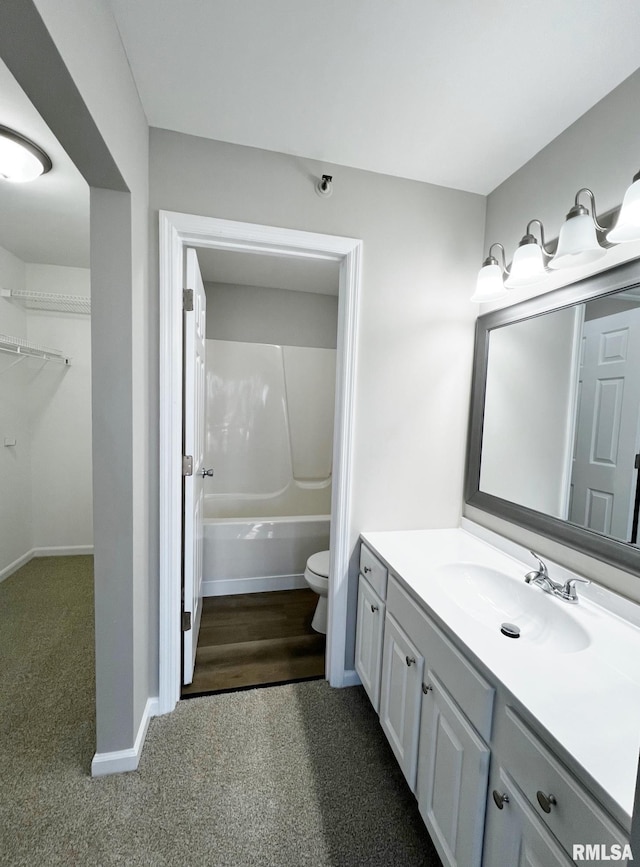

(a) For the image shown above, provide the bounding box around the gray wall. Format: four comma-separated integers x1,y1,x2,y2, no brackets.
205,281,338,348
0,0,152,755
150,129,486,669
466,68,640,607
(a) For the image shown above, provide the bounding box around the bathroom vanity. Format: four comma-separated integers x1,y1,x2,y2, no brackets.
355,522,640,867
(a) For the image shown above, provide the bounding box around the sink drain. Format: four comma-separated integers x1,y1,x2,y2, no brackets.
500,622,520,639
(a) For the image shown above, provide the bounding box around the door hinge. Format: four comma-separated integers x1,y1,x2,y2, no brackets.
182,610,192,631
183,455,193,476
183,288,194,312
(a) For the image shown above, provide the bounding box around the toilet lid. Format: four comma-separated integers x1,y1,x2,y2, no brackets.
307,550,330,578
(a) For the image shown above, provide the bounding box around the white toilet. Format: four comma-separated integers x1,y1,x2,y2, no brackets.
304,549,330,634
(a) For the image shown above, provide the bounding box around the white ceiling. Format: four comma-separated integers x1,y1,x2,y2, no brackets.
197,248,339,295
2,2,640,272
0,60,89,269
109,0,640,195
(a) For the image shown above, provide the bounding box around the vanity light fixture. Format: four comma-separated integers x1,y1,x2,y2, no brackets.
0,125,52,183
504,219,553,288
548,188,607,270
471,243,508,303
607,170,640,243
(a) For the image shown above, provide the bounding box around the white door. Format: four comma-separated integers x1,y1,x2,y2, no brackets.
569,306,640,542
182,248,207,685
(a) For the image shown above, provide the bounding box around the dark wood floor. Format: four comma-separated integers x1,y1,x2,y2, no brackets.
181,588,326,697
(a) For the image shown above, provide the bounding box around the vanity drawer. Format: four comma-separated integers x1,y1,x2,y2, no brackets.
387,576,494,742
359,543,388,600
501,707,629,860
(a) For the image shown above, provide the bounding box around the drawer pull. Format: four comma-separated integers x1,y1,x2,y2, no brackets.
370,603,379,613
536,791,557,814
492,790,509,810
406,655,416,667
422,683,432,694
363,566,372,574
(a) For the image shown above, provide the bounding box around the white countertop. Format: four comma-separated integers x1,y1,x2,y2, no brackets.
361,523,640,828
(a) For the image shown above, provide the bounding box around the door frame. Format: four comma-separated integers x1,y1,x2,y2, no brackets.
158,210,362,714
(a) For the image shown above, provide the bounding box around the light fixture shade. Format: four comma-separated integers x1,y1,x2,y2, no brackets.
470,263,507,303
548,213,606,270
607,178,640,243
0,126,52,183
505,242,546,288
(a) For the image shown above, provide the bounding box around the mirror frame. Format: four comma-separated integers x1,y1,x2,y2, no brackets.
465,256,640,577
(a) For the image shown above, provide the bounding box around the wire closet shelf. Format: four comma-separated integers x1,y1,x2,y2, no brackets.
0,334,70,365
1,288,91,315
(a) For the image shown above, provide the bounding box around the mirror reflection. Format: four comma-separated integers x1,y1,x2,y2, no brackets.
480,286,640,545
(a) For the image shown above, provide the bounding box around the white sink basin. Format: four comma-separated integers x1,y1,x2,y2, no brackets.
432,563,591,654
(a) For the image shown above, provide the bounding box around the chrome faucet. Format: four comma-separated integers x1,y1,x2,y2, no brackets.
524,551,590,604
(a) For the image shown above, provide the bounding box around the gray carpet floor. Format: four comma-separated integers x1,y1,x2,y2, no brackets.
0,556,442,866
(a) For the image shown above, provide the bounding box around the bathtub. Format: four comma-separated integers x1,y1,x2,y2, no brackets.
202,513,330,597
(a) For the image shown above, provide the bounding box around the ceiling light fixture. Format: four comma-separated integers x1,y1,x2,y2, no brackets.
471,243,508,303
0,125,52,183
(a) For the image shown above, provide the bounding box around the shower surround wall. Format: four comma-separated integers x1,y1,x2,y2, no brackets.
202,338,336,595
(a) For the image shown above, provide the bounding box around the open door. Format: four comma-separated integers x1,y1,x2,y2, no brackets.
182,247,208,685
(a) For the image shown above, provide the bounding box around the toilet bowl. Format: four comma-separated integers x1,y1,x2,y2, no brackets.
304,549,330,634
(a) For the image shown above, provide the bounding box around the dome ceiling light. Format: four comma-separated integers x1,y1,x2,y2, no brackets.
0,124,52,183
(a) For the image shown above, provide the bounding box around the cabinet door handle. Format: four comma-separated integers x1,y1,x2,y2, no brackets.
370,603,378,613
363,566,372,573
536,791,557,813
422,683,432,694
492,790,509,810
405,655,416,666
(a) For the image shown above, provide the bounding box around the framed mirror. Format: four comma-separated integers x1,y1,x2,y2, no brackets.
465,257,640,576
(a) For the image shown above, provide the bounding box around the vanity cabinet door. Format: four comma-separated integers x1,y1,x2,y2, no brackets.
379,613,424,792
483,769,574,867
355,575,385,712
417,673,490,867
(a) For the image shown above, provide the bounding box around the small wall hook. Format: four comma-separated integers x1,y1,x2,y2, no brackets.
315,174,333,198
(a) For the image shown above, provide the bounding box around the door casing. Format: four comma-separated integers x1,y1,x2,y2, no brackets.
158,211,363,714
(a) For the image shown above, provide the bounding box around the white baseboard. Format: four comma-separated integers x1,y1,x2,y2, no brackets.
1,546,95,583
33,545,94,557
91,696,159,777
203,573,307,597
0,550,34,583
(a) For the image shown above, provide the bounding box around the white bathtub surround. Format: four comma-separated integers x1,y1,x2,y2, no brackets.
361,520,640,827
202,338,336,596
205,339,336,498
202,516,330,596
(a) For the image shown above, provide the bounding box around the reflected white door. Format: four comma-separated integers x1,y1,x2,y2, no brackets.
182,248,207,685
569,306,640,542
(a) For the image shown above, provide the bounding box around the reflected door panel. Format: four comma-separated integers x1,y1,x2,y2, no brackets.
569,307,640,542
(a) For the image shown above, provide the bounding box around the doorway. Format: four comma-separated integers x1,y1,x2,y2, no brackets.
180,245,340,695
158,212,362,715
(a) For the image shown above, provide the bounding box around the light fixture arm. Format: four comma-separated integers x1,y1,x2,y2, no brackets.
524,219,554,256
484,242,509,275
573,188,607,233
